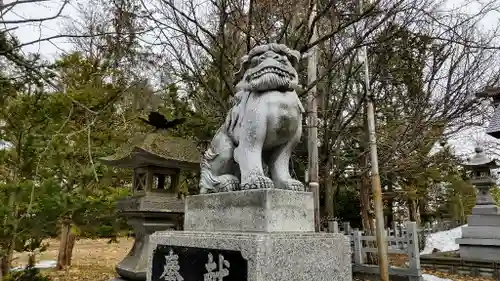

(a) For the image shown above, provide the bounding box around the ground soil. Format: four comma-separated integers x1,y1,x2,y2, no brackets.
13,238,133,281
12,239,497,281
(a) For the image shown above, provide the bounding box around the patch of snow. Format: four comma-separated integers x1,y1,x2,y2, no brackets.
11,260,57,271
421,224,466,255
423,274,454,281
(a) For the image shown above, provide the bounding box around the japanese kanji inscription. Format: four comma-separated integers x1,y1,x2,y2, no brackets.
151,245,247,281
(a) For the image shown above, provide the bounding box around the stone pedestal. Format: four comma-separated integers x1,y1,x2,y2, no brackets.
114,194,184,281
147,189,352,281
184,189,315,232
457,205,500,261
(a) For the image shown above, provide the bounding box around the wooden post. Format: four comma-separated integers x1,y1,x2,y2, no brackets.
171,171,181,194
132,170,137,194
328,220,339,233
353,230,364,264
306,0,320,232
145,169,154,192
357,0,389,279
343,222,352,235
406,222,421,273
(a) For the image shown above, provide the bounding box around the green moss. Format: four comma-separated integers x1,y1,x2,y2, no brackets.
100,131,201,164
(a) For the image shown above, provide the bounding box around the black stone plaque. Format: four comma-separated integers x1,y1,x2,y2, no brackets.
151,244,248,281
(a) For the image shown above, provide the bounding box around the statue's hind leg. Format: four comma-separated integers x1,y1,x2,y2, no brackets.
268,125,305,191
199,129,239,194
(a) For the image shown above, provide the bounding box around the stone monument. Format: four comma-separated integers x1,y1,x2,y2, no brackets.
147,43,352,281
100,132,201,281
456,147,500,260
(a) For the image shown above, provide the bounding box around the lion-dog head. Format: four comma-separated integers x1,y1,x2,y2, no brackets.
235,43,301,93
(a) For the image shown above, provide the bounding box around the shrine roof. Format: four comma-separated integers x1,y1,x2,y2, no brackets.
486,106,500,139
99,131,202,170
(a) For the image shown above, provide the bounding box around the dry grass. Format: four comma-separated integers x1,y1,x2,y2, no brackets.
13,238,133,281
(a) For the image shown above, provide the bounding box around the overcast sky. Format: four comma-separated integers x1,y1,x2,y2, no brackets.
5,0,500,156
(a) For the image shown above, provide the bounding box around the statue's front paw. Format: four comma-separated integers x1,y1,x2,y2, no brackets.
216,175,240,192
200,174,240,194
282,179,305,191
241,175,274,190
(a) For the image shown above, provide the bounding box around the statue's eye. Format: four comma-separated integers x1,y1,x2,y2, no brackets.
250,57,260,67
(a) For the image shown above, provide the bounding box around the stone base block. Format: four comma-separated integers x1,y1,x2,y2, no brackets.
147,231,351,281
467,214,500,226
184,189,314,232
471,205,500,215
461,226,500,239
458,243,500,261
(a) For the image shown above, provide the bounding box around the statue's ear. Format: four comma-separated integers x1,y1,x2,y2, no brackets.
234,55,250,85
289,50,301,68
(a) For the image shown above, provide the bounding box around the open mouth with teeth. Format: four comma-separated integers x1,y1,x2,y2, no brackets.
250,66,295,80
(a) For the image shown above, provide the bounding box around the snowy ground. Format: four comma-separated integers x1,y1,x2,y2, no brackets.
423,274,454,281
421,224,465,255
11,260,57,271
420,224,467,281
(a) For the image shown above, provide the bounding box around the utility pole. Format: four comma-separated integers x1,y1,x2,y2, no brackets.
307,0,320,232
358,0,389,280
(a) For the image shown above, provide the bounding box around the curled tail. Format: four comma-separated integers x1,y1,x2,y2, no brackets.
199,126,240,194
199,146,220,193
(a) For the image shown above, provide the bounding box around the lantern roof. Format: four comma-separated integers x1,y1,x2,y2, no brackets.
99,131,201,170
462,147,500,169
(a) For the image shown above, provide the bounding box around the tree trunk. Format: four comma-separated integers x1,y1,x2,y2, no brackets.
360,173,377,264
28,253,36,267
408,199,420,226
386,179,394,229
324,180,336,220
0,255,9,279
57,222,76,269
1,200,19,279
324,154,337,221
360,180,372,233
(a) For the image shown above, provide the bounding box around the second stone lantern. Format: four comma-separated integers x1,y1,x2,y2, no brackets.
456,147,500,260
455,86,500,261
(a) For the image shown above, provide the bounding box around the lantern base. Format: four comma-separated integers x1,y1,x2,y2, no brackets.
471,205,500,215
457,210,500,261
457,239,500,261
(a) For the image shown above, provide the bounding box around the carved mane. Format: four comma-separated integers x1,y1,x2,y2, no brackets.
234,43,301,84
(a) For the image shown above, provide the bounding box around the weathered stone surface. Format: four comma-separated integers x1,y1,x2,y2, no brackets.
99,132,201,170
461,226,500,239
471,205,500,215
147,231,352,281
459,244,500,261
199,43,306,194
457,225,500,261
116,217,178,281
184,189,314,232
467,215,500,226
456,238,500,246
457,147,500,262
117,193,184,213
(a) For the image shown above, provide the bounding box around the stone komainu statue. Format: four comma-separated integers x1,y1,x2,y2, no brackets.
199,43,305,194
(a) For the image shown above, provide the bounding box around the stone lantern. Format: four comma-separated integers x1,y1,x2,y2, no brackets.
100,132,201,281
456,147,500,260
